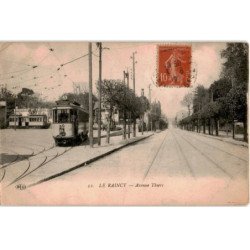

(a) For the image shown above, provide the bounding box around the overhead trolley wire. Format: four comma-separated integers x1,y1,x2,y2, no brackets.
1,43,92,92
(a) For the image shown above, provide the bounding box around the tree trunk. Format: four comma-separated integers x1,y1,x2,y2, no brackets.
232,121,235,139
106,111,112,144
128,112,131,139
211,119,214,135
243,118,248,142
203,119,206,134
123,111,127,140
214,118,219,136
133,118,136,137
226,120,229,136
208,119,211,135
141,114,144,135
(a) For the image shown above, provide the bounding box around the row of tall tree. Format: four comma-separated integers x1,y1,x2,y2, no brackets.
178,43,248,142
147,101,168,131
100,79,150,142
62,80,168,142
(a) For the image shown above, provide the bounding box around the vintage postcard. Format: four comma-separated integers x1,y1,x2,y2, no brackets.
0,42,248,205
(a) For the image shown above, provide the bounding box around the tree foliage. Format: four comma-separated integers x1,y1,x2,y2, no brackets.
100,79,149,119
178,43,248,141
100,79,150,140
221,43,248,87
181,92,193,115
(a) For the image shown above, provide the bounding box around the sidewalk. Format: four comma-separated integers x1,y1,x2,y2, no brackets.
188,130,248,148
16,131,154,188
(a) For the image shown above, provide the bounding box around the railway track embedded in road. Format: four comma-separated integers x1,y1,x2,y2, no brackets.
0,143,53,183
7,146,73,187
0,168,6,182
178,130,248,163
0,146,34,184
0,143,55,170
171,131,196,178
173,130,234,179
143,132,169,180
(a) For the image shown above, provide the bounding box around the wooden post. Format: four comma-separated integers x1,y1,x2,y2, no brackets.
88,43,93,147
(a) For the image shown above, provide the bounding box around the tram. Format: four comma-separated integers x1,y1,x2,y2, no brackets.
9,114,50,128
28,114,49,128
52,98,89,146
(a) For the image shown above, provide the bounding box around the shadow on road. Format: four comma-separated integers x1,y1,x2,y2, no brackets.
0,153,32,165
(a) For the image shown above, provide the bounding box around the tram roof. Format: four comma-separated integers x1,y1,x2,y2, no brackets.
53,100,88,113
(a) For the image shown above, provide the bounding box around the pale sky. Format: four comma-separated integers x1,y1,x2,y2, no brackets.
0,42,226,118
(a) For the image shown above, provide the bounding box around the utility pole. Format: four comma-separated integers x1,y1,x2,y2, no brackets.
141,88,144,135
96,43,110,145
123,69,130,138
131,52,137,93
130,52,137,137
148,84,152,131
88,42,93,147
96,42,102,146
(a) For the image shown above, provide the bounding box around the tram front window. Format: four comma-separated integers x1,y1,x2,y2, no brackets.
70,109,77,122
58,109,70,123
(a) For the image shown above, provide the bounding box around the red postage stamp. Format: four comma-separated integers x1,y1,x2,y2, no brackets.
157,45,191,87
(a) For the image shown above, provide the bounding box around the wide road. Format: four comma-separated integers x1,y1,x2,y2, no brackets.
3,128,249,205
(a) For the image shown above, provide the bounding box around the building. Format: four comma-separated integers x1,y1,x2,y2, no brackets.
15,108,52,122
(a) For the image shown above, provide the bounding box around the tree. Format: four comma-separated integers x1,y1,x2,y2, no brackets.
193,85,209,133
137,95,150,134
16,88,36,108
221,43,248,87
178,43,248,142
210,78,231,100
100,79,128,142
202,102,220,135
0,87,16,119
149,101,162,131
100,79,150,142
226,85,248,140
221,43,248,141
181,92,193,116
19,88,34,96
